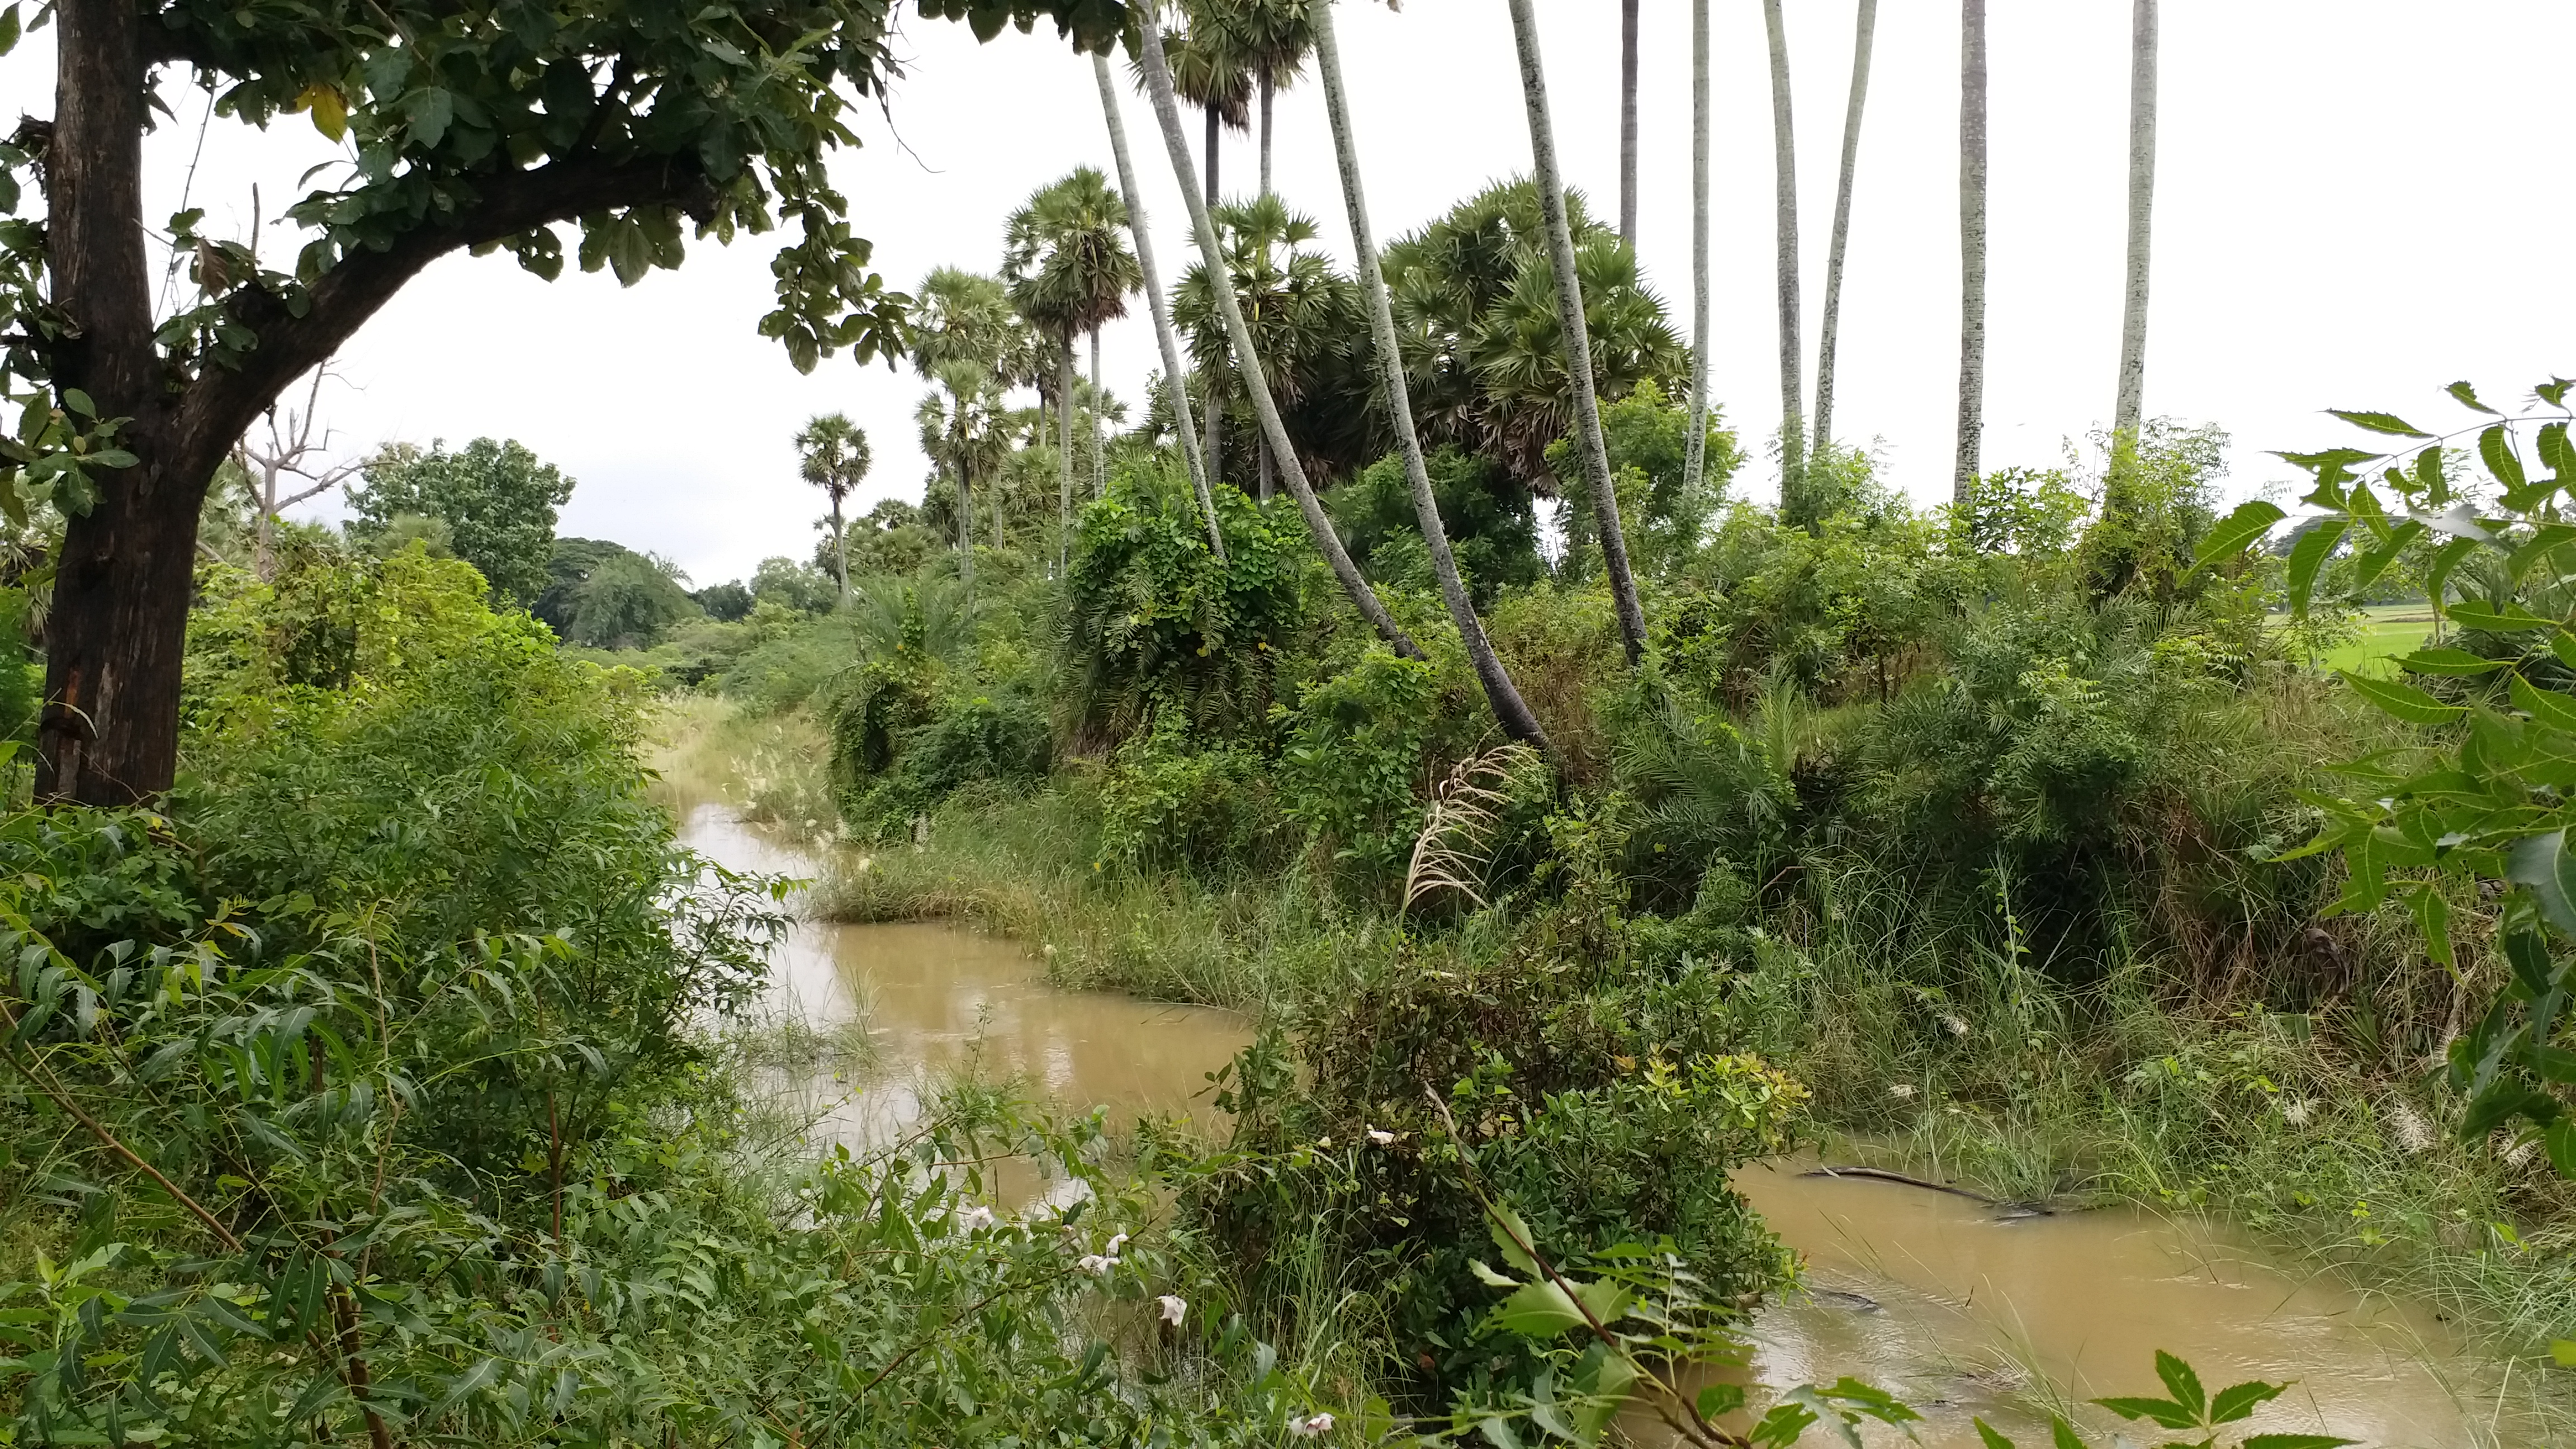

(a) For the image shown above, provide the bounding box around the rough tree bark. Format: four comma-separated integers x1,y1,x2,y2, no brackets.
1759,0,1805,524
1503,0,1647,666
1056,340,1074,572
1811,0,1875,453
1092,51,1223,558
1088,325,1104,498
1618,0,1639,250
1954,0,1987,509
1682,0,1711,504
41,0,714,802
1310,0,1551,754
2114,0,2157,441
1133,8,1418,658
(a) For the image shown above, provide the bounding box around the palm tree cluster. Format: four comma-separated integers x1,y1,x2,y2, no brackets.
789,0,2171,761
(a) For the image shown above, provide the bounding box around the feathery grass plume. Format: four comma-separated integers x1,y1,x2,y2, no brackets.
1401,743,1536,916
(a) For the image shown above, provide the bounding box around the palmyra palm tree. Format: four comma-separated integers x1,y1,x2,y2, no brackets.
794,413,870,602
1092,51,1225,558
1760,0,1806,523
1812,0,1877,453
2114,0,2158,443
1150,0,1253,481
1002,169,1140,571
1172,195,1357,503
1683,0,1712,505
1131,0,1420,660
1619,0,1640,249
1309,0,1552,756
1501,0,1650,665
1955,0,1988,508
912,267,1030,587
1232,0,1311,200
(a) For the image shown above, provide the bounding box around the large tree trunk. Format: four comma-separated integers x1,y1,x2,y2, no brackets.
1682,0,1711,505
1760,0,1806,526
1203,103,1221,206
1811,0,1876,453
1504,0,1647,667
43,0,192,804
1313,0,1550,755
954,417,976,588
1619,0,1639,250
1954,0,1987,510
1057,340,1075,572
1135,7,1420,660
1093,53,1223,558
2114,0,2157,440
1256,70,1277,505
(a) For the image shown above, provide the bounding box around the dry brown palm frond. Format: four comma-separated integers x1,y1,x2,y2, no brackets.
1403,743,1537,918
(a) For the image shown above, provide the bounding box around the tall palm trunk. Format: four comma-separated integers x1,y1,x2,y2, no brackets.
1760,0,1805,524
1954,0,1987,509
1092,53,1223,557
1135,6,1420,659
1312,0,1551,754
1089,325,1105,498
1057,339,1074,572
1503,0,1648,666
1618,0,1639,249
1202,104,1221,205
954,451,976,589
1259,73,1275,197
1682,0,1711,502
1811,0,1875,452
831,495,850,600
2114,0,2157,441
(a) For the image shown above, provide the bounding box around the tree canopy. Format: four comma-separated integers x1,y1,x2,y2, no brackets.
345,437,574,602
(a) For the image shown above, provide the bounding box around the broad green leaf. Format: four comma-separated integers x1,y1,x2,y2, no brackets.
2336,671,2465,727
2189,498,2284,573
1972,1420,2016,1449
2285,518,2347,615
2049,1419,2087,1449
2153,1351,2207,1418
1469,1258,1518,1289
405,86,454,148
2276,447,2381,492
2541,422,2574,481
2411,884,2454,969
2512,674,2576,736
2348,519,2425,594
2425,536,2481,611
1696,1384,1746,1421
2482,424,2528,491
2542,377,2574,408
1486,1204,1538,1275
1570,1277,1630,1326
2209,1377,2289,1424
2327,409,2430,438
2398,648,2505,676
2507,831,2576,936
1489,1280,1585,1339
0,6,21,58
2549,1123,2576,1178
2449,380,2498,414
2442,601,2553,632
2093,1395,2198,1431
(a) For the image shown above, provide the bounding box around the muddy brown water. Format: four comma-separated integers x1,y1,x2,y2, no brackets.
661,769,2535,1447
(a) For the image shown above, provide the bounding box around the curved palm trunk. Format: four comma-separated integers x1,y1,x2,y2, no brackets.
1954,0,1987,509
1312,0,1551,755
1619,0,1639,249
1503,0,1647,666
1092,53,1223,557
1760,0,1806,525
2114,0,2157,441
1812,0,1876,452
1057,340,1075,572
1683,0,1711,503
1135,7,1420,660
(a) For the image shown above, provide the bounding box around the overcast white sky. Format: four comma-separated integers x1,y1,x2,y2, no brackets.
6,2,2570,586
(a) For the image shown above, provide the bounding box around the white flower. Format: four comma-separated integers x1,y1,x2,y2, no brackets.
2390,1102,2435,1155
1290,1412,1336,1437
2281,1098,2313,1128
1077,1254,1117,1276
1888,1083,1917,1102
1105,1232,1129,1257
1156,1294,1188,1326
956,1205,996,1233
1366,1128,1395,1146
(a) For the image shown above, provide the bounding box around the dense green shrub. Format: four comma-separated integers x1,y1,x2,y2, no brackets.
1332,446,1540,608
